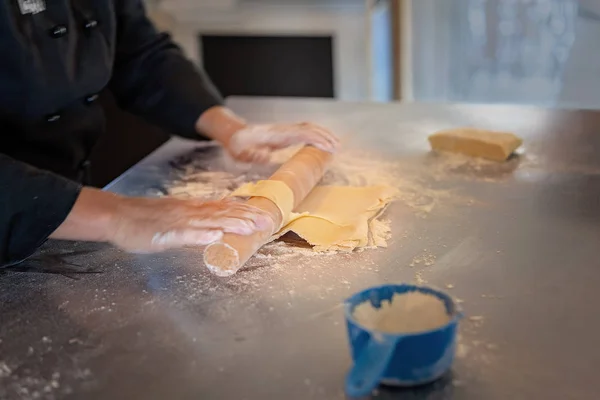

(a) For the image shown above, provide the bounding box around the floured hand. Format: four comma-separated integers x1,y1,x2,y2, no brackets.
226,122,340,163
108,197,274,253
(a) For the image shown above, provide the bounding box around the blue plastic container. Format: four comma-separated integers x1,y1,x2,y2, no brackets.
344,284,462,398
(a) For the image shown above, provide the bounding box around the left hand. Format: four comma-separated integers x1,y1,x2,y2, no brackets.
226,122,340,163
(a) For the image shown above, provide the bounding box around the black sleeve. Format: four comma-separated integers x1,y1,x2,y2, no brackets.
0,154,82,267
109,0,224,139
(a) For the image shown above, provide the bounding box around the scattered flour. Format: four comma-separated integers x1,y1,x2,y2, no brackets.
161,146,406,254
157,144,480,258
167,171,245,199
367,218,392,249
0,362,11,378
414,271,427,285
426,151,521,183
409,252,437,267
352,291,450,334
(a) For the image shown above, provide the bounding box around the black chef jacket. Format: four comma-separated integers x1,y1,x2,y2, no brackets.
0,0,223,267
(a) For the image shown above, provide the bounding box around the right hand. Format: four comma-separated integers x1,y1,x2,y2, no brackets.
108,196,273,253
226,122,340,163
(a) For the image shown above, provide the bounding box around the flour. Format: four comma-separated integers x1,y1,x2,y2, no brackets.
156,143,489,257
414,271,427,285
0,362,11,378
409,252,436,267
367,218,392,248
167,171,244,199
352,291,451,334
0,364,66,400
161,146,402,253
321,149,475,218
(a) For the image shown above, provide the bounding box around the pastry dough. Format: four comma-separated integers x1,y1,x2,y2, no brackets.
428,128,523,161
230,180,294,229
231,182,397,251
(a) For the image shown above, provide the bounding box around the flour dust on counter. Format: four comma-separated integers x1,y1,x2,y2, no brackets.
425,151,523,183
153,140,512,261
159,144,404,254
161,143,470,213
409,251,437,267
320,147,484,217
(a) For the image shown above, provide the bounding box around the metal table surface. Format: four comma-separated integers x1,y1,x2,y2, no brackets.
2,97,600,400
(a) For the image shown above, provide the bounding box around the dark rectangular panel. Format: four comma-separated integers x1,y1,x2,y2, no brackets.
200,35,334,98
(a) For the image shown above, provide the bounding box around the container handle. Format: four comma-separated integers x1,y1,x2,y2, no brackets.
345,335,400,398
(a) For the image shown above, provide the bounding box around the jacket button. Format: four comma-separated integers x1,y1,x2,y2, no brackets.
46,114,61,123
50,25,68,38
85,93,99,104
84,20,98,30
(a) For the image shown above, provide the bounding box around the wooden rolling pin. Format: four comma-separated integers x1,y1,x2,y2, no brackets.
203,146,333,276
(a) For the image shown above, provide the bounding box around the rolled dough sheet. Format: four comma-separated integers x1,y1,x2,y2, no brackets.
428,127,523,161
230,180,294,229
231,182,397,252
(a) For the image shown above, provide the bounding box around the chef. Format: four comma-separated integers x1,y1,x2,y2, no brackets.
0,0,338,267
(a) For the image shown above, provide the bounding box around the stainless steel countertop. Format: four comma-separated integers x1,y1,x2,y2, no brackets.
2,97,600,400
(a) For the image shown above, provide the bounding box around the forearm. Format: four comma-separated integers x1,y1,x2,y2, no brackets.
55,188,273,254
194,106,247,147
49,187,120,243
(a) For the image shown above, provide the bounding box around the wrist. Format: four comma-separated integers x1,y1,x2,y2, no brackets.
50,187,123,243
95,190,124,243
195,106,247,148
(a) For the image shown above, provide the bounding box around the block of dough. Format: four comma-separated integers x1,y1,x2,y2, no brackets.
428,128,523,161
231,182,397,252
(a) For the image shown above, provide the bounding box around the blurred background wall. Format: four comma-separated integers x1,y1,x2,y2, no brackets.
411,0,578,106
154,0,600,108
91,0,600,187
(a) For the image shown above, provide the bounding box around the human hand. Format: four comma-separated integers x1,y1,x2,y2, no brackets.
226,122,340,163
107,196,273,253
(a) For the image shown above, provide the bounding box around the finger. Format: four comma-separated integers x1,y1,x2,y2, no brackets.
232,147,268,164
287,122,340,147
232,150,253,163
264,129,334,152
304,139,337,154
190,229,224,245
225,202,275,230
233,123,340,153
306,128,340,152
223,205,274,231
173,194,274,232
247,147,271,164
216,200,273,216
152,229,224,249
190,203,274,231
188,216,257,235
300,123,341,147
190,214,273,234
284,130,337,153
285,124,338,150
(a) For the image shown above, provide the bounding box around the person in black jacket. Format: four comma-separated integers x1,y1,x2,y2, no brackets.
0,0,338,267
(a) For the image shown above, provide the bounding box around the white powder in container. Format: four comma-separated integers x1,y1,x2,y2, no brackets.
352,291,451,334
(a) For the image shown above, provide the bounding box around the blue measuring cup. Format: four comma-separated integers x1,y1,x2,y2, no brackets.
344,284,462,398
